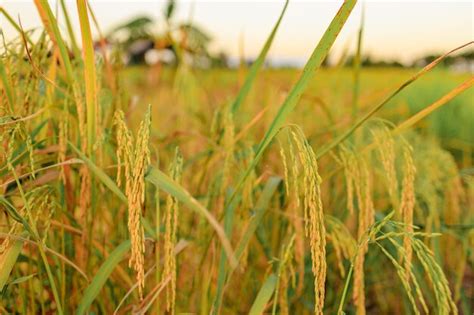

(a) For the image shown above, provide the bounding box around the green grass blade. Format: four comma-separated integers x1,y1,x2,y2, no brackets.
394,77,474,133
230,0,356,203
69,142,127,202
0,237,23,291
235,176,281,261
315,41,473,159
221,177,281,300
248,273,278,315
77,0,98,153
231,0,289,114
34,0,75,83
0,196,35,237
76,240,131,315
211,191,238,314
0,8,34,45
145,166,237,268
352,3,364,122
8,273,37,286
59,0,80,57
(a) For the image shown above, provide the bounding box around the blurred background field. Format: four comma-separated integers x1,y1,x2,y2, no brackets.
123,66,473,160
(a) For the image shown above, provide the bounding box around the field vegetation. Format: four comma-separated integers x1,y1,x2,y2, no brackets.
0,0,473,314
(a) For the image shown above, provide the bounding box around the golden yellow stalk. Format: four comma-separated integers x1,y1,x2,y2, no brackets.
352,158,374,315
400,145,416,280
163,149,183,314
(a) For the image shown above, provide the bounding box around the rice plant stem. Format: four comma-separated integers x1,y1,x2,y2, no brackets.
8,163,64,315
337,264,354,315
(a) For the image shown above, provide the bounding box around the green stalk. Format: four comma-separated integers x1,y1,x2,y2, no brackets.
211,193,237,314
0,8,34,45
231,0,289,114
59,0,81,57
351,3,364,123
337,264,354,314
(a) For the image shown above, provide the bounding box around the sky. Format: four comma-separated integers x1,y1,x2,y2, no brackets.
1,1,473,66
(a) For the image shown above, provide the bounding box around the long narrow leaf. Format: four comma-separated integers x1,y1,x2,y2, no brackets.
69,142,127,202
248,274,278,315
34,0,75,83
394,77,474,133
60,0,80,57
230,0,356,205
0,238,23,291
231,0,289,114
212,191,239,314
235,176,281,261
315,41,473,159
145,166,237,268
222,177,281,298
76,240,131,315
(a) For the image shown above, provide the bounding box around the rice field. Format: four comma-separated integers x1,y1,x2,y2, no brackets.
1,1,473,314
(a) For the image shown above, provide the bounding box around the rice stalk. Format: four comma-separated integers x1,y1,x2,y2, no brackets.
352,157,374,315
272,234,296,315
163,148,183,314
400,144,416,280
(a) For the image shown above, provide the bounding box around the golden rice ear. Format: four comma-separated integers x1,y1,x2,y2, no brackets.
400,144,416,280
339,146,357,216
372,126,398,209
287,127,326,315
350,155,375,315
163,147,183,314
112,106,151,299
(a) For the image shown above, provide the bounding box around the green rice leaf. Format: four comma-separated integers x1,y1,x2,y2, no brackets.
248,273,278,315
76,240,131,315
0,238,23,291
145,166,237,268
69,142,127,203
229,0,356,207
231,0,289,114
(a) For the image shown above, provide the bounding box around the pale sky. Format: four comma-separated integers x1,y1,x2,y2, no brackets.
1,1,473,65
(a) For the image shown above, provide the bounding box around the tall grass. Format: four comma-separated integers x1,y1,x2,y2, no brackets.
0,1,472,314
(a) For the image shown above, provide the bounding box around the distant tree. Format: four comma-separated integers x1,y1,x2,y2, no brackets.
109,16,154,45
413,49,474,68
344,55,405,68
104,0,227,68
